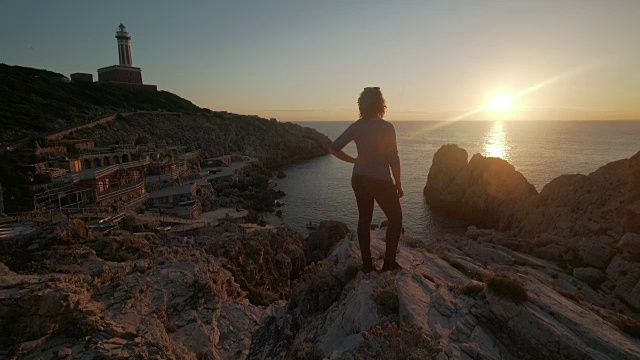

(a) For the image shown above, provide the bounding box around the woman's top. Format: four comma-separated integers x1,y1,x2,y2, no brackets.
330,118,400,182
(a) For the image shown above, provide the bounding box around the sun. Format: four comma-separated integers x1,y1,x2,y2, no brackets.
488,94,513,111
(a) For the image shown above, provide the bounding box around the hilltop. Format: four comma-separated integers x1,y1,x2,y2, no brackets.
0,64,331,212
0,64,196,143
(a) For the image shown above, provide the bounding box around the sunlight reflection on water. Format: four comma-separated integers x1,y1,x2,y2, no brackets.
484,120,509,160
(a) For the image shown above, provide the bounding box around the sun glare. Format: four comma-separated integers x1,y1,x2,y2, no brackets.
488,94,513,111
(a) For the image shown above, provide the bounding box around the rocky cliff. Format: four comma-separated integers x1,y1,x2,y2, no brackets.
423,145,640,319
248,229,640,359
0,220,347,359
424,144,640,238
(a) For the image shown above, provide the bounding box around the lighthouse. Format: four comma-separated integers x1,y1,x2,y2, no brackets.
116,23,133,66
97,23,155,89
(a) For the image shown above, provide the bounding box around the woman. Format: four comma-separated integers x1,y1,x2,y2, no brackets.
330,87,403,273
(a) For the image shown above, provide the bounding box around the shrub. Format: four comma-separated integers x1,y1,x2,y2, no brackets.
404,238,429,250
372,277,399,317
247,286,280,306
343,264,361,282
429,244,448,259
289,260,345,315
287,338,324,360
457,281,485,297
485,272,528,303
356,322,438,360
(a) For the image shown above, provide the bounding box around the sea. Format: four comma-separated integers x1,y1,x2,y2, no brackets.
268,121,640,238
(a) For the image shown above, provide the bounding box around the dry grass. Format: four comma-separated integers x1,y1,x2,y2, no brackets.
372,278,400,317
356,322,438,360
485,272,528,304
404,238,430,251
457,281,485,297
430,244,449,259
289,260,346,315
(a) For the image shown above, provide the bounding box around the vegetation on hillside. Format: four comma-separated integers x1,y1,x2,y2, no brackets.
0,64,331,213
69,112,330,166
0,64,200,143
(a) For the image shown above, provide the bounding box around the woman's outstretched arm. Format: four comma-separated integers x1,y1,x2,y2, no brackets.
388,125,403,198
391,165,403,198
330,148,357,163
330,124,356,163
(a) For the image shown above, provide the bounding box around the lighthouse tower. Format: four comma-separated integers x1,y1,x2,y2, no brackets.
116,23,133,66
97,23,148,86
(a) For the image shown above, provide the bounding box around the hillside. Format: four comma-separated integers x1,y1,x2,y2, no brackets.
0,64,200,143
68,112,331,166
0,63,331,213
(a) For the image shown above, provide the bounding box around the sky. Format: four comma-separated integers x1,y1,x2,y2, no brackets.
1,0,639,121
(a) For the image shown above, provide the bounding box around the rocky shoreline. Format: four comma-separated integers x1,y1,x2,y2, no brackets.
1,145,639,359
424,144,640,310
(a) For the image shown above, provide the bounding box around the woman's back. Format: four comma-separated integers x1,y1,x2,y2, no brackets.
331,118,399,181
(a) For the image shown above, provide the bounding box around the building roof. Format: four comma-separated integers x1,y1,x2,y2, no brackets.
97,65,141,72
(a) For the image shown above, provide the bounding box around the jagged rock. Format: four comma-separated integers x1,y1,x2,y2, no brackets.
575,237,614,269
0,225,286,359
306,220,351,261
603,255,640,309
573,267,605,285
424,144,469,200
512,150,640,238
618,232,640,260
201,225,307,305
424,145,537,229
248,230,640,359
57,348,73,358
424,146,640,311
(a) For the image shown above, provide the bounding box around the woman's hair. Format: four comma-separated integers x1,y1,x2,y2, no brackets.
358,87,386,119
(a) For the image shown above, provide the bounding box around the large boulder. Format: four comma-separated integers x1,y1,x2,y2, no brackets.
573,267,605,285
424,145,537,228
575,237,615,269
618,232,640,261
603,255,640,309
306,220,351,262
512,150,640,238
424,144,469,203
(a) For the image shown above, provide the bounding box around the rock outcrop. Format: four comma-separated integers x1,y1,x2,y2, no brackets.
202,224,307,306
248,230,640,359
424,144,538,229
0,219,349,359
510,150,640,239
305,220,351,262
425,145,640,314
0,228,265,359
